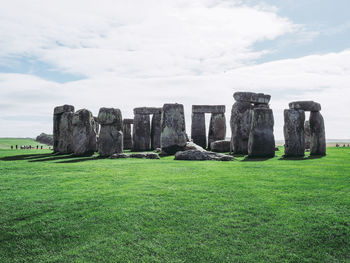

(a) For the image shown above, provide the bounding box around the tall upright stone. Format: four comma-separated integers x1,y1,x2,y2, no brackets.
191,112,206,148
132,114,151,151
123,119,133,150
97,108,123,157
248,108,275,157
161,103,187,154
304,120,311,149
309,111,326,156
151,110,162,150
53,104,74,153
94,117,100,135
72,109,97,156
230,102,253,154
208,113,226,149
283,109,305,157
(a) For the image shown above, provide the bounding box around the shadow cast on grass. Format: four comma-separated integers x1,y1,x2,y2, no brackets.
241,156,274,162
56,155,104,164
279,155,324,161
0,153,54,161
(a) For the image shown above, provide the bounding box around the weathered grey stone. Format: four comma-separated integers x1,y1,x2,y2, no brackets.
134,107,162,115
160,103,187,154
283,109,305,157
133,114,151,151
123,122,133,150
111,152,160,159
174,150,233,161
191,112,206,148
248,108,275,157
208,113,226,149
97,108,123,157
210,140,230,152
192,105,225,114
309,111,326,156
151,111,162,150
54,104,75,115
36,133,53,146
53,104,74,153
304,120,311,149
233,92,271,104
230,101,253,154
123,118,134,125
57,112,74,154
184,141,205,152
289,101,321,112
72,109,97,156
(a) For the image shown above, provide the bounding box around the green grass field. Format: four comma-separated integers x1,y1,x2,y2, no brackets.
0,138,349,262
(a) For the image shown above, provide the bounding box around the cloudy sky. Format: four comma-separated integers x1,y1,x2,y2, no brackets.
0,0,349,139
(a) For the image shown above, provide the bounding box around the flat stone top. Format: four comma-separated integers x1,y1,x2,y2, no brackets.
72,109,93,126
233,92,271,104
98,107,122,125
123,118,134,124
54,104,74,115
192,105,225,113
289,101,321,112
134,107,162,115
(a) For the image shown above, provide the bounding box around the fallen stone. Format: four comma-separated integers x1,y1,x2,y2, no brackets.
283,109,305,157
230,101,253,154
248,108,275,157
233,92,270,104
160,103,187,154
72,109,97,156
309,111,326,156
174,150,233,161
289,101,321,112
210,140,230,152
208,113,226,149
184,141,205,152
111,152,160,159
191,112,206,148
192,105,225,114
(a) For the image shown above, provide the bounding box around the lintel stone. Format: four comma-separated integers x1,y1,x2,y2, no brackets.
133,107,162,115
192,105,225,114
233,92,270,104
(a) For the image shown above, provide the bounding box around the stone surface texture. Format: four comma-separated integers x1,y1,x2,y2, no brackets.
97,108,123,157
111,153,160,159
151,111,162,150
210,140,230,152
191,112,206,149
233,92,270,104
132,114,151,151
208,113,226,149
72,109,97,156
289,101,321,112
192,105,225,114
283,109,305,157
248,108,275,157
174,150,233,161
160,103,187,154
230,101,253,154
304,121,311,149
309,111,326,156
123,122,133,150
53,104,74,153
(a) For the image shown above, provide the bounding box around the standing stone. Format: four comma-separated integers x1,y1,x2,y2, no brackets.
53,104,74,153
160,103,187,154
304,120,311,150
72,109,97,156
97,108,123,157
208,113,226,149
230,102,253,154
309,111,326,156
123,119,133,150
283,109,305,157
132,114,151,151
151,110,162,150
57,112,74,153
94,117,100,135
248,108,275,157
191,112,206,149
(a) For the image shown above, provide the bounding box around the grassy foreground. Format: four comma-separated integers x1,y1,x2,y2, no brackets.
0,139,349,262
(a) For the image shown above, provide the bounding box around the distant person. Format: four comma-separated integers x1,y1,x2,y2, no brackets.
343,144,346,147
336,143,339,147
11,145,13,150
36,145,39,149
16,145,18,149
41,146,43,149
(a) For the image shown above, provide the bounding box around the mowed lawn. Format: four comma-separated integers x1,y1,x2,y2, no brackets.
0,139,349,262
